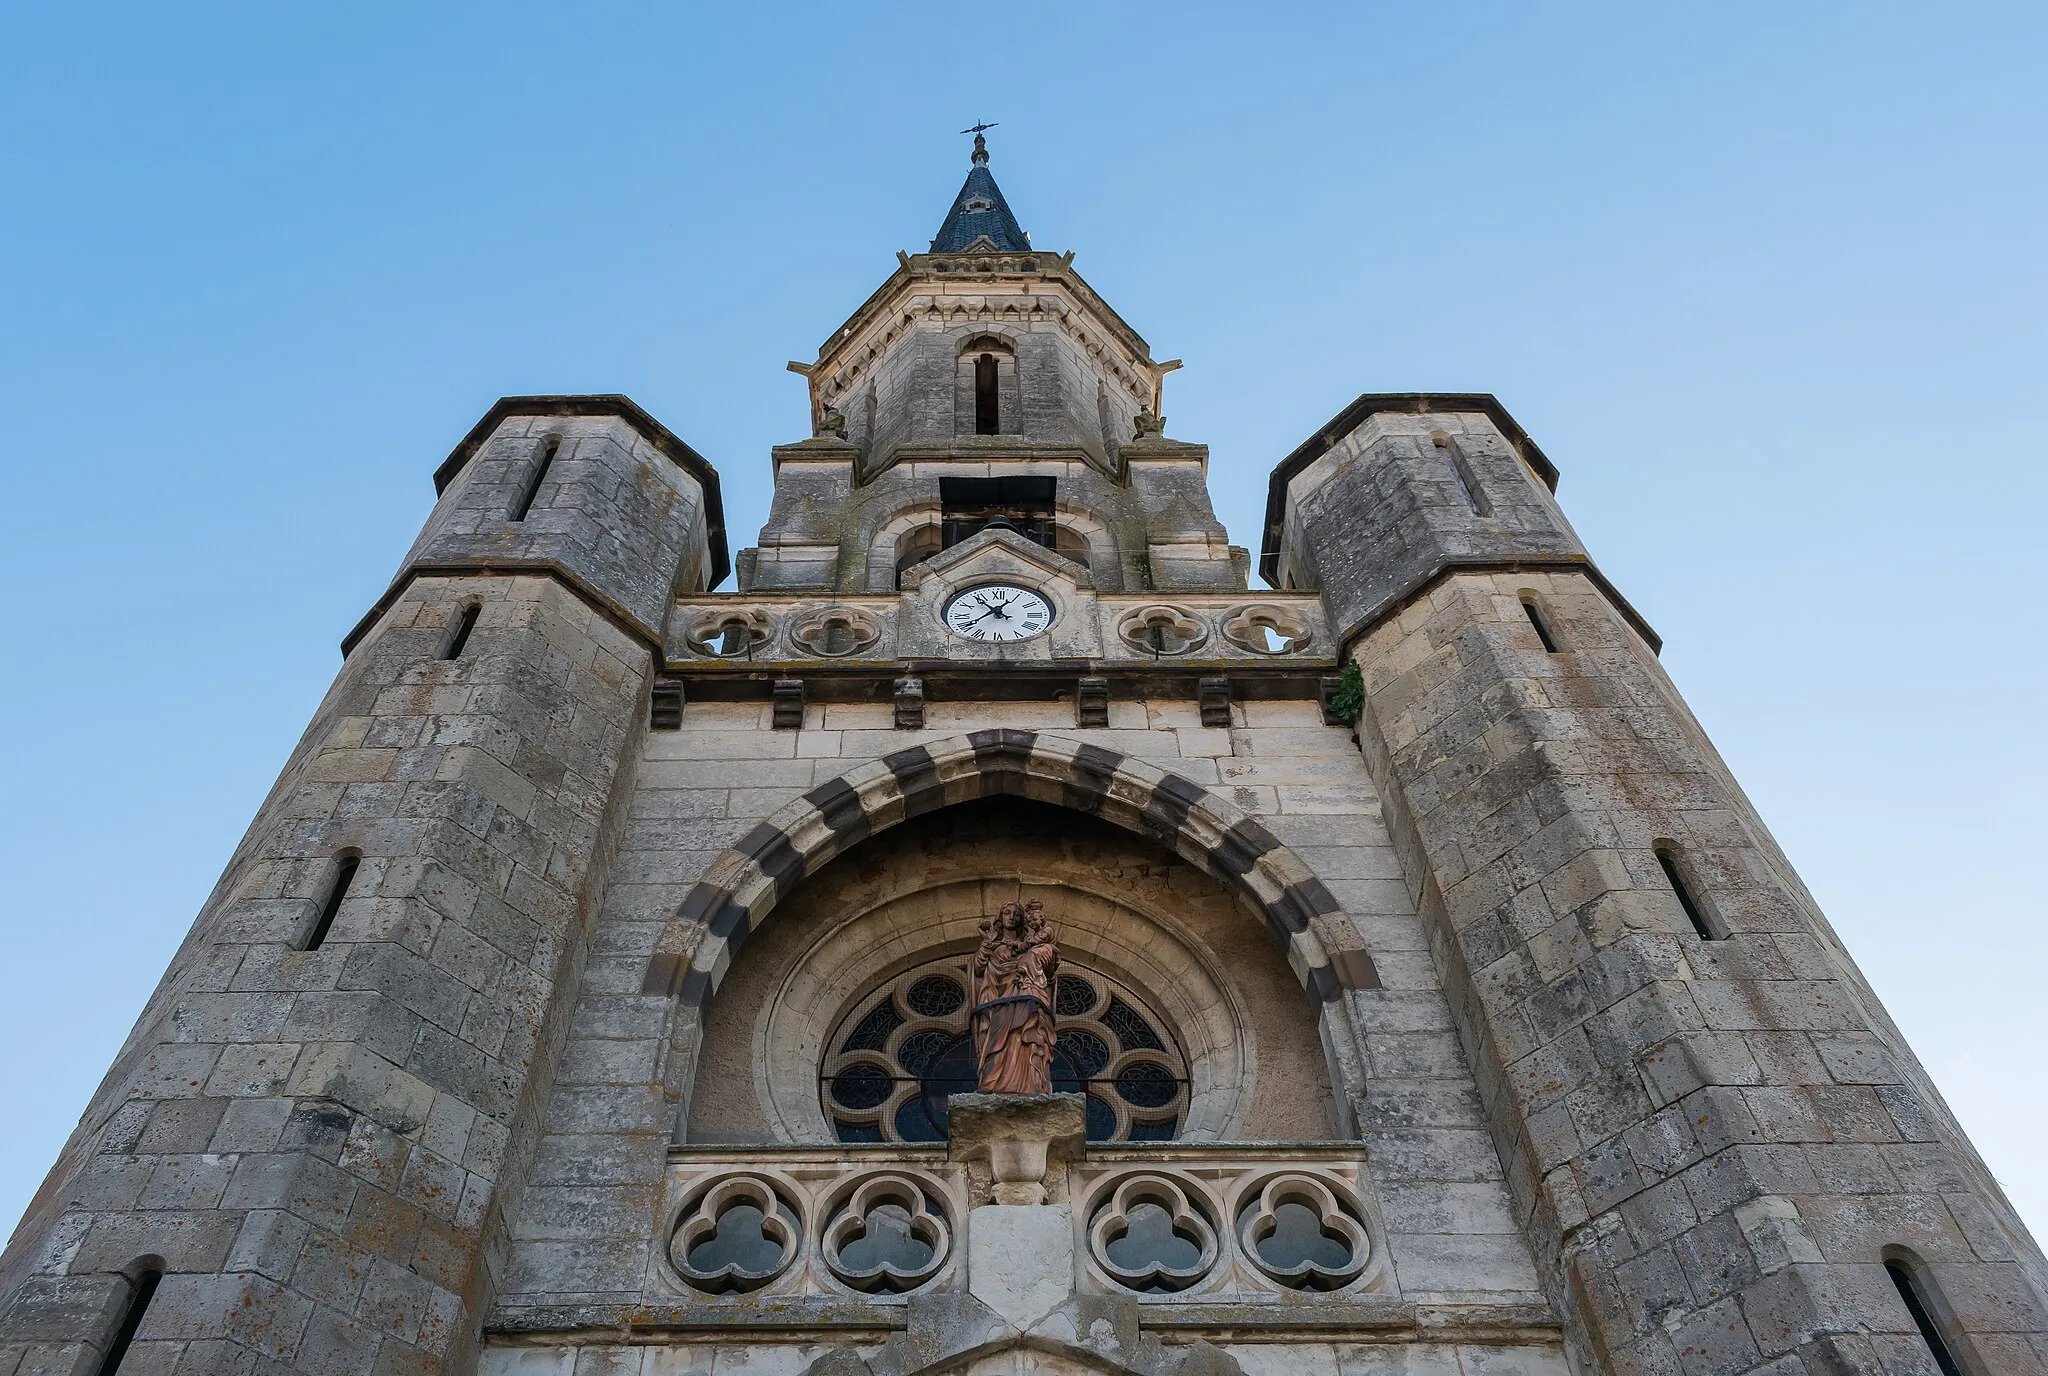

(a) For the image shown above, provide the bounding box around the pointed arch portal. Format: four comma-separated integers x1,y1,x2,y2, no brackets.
641,730,1382,1012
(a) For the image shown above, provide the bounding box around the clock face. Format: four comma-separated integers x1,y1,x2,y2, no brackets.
943,584,1055,642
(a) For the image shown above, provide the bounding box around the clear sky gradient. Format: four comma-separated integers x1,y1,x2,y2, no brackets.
2,4,2043,1241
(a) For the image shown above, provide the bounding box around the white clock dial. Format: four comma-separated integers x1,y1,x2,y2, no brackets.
943,584,1055,643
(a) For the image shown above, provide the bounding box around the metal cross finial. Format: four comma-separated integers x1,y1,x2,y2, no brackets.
961,120,998,164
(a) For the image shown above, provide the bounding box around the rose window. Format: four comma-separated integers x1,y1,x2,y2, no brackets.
822,956,1188,1144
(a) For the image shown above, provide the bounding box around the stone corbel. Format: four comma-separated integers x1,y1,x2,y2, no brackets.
946,1093,1085,1206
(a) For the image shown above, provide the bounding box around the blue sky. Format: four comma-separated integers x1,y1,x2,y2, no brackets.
2,3,2044,1241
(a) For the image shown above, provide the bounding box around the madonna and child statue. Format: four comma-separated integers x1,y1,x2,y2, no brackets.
952,897,1081,1203
971,898,1059,1095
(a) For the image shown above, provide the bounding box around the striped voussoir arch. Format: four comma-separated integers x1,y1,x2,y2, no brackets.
641,729,1382,1011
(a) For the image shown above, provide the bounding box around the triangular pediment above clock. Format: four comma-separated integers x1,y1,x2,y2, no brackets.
907,526,1094,591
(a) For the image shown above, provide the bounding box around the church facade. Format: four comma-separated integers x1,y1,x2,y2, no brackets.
3,138,2043,1376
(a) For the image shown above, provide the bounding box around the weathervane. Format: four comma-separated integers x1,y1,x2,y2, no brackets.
961,120,998,165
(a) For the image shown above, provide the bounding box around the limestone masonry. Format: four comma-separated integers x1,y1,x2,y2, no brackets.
4,137,2040,1376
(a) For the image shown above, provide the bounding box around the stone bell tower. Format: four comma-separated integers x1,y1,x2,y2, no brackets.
748,125,1244,602
4,133,2043,1376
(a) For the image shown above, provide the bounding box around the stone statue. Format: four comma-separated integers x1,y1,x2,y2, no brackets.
1132,406,1165,439
817,406,848,439
971,898,1059,1094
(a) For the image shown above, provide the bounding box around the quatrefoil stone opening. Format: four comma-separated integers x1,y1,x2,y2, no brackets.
791,608,881,658
1220,604,1312,656
685,608,777,659
1117,604,1207,656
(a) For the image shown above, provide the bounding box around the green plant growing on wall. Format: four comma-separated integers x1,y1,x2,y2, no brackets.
1328,660,1364,726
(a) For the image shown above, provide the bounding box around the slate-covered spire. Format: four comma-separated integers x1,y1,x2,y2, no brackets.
930,126,1030,253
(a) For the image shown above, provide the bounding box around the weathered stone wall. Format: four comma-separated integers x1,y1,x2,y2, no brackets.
493,697,1547,1346
844,315,1107,466
0,576,650,1376
1279,399,2048,1373
739,447,1246,598
398,413,718,641
1271,411,1587,640
815,266,1151,479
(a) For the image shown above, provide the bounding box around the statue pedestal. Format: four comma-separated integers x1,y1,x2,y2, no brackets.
946,1092,1085,1206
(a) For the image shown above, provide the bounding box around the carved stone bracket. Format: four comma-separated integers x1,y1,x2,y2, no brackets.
946,1092,1086,1206
893,676,925,729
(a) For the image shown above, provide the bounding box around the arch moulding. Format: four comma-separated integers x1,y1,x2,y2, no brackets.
639,729,1383,1018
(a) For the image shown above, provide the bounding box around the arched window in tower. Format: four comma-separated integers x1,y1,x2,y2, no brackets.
304,852,360,952
442,603,482,660
1430,428,1491,516
509,437,559,522
974,353,1000,434
821,957,1188,1144
1653,842,1724,941
1519,592,1561,653
895,524,942,587
1885,1250,1969,1375
95,1262,162,1376
955,335,1018,437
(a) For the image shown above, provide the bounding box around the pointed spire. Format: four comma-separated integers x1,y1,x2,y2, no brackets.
931,124,1029,254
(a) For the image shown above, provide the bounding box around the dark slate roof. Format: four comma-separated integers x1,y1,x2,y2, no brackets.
930,162,1029,253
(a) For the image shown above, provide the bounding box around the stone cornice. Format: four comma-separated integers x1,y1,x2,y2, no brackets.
1329,555,1662,658
340,559,664,660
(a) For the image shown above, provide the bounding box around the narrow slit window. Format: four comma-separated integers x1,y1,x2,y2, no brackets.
443,604,480,660
304,854,359,952
96,1266,161,1376
974,353,1000,434
1521,596,1561,653
1887,1259,1964,1376
1655,845,1720,941
510,438,559,522
1432,430,1491,515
